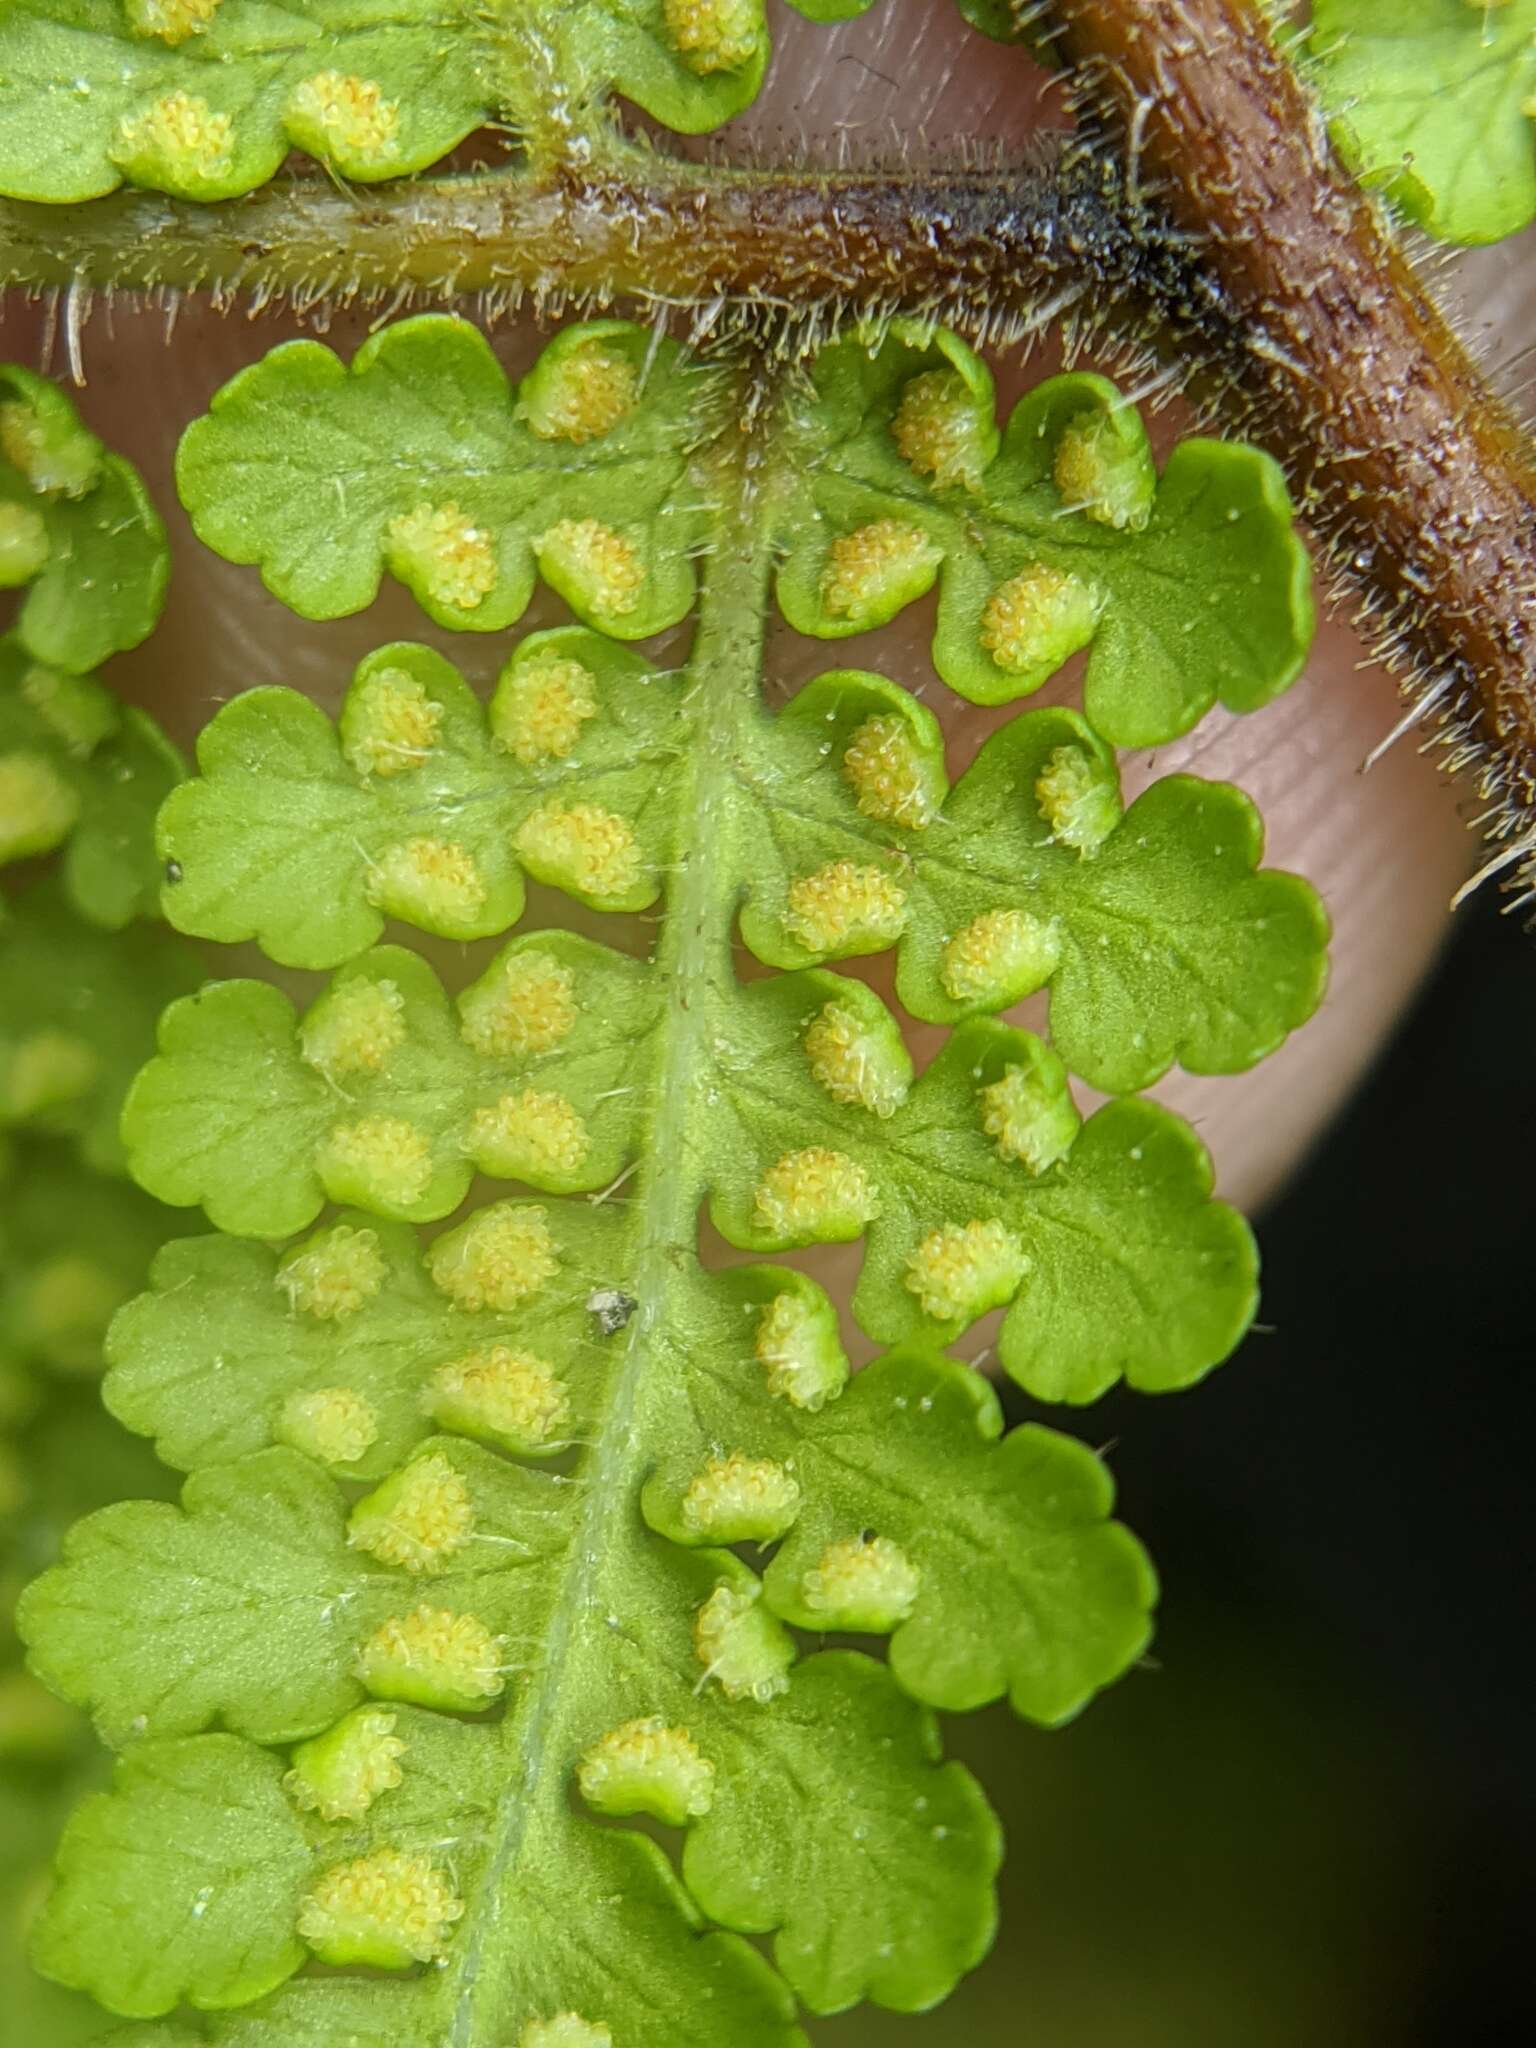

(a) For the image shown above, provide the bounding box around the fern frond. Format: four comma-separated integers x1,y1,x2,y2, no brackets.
14,304,1326,2041
776,325,1315,741
172,316,1313,749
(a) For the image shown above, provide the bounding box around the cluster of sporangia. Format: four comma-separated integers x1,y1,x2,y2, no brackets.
0,4,1350,2045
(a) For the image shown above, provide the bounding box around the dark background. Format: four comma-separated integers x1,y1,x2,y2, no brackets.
833,889,1534,2046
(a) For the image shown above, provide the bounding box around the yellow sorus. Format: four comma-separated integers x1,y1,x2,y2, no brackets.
0,752,77,862
979,562,1099,678
904,1217,1028,1324
980,1062,1081,1176
1052,409,1153,531
288,72,401,171
663,0,762,74
276,1224,387,1321
349,1451,475,1574
124,0,221,44
819,518,941,630
519,2020,613,2048
286,1706,405,1822
466,1087,590,1181
298,1846,463,1970
386,501,497,613
0,503,50,583
490,654,599,764
534,517,645,617
784,859,907,955
278,1385,381,1468
428,1202,560,1312
299,976,406,1082
891,366,990,491
459,948,578,1058
577,1716,716,1826
356,1603,506,1710
754,1290,847,1412
1034,742,1120,856
515,799,643,901
318,1115,433,1211
841,712,934,830
367,835,487,929
522,340,640,443
752,1146,877,1241
1,1030,97,1118
342,668,442,780
0,403,99,498
939,906,1059,1006
693,1580,794,1702
114,90,234,187
681,1451,801,1544
427,1344,569,1453
803,999,909,1118
801,1534,921,1633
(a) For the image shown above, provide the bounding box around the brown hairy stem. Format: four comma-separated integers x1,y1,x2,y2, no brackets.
0,150,1138,334
1040,0,1536,884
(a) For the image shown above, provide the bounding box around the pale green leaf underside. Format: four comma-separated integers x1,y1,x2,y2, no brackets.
21,303,1321,2041
118,931,1257,1398
156,632,679,964
0,365,169,675
173,315,1315,756
0,0,491,203
1312,0,1536,245
175,319,706,635
777,325,1315,744
0,0,881,206
151,635,1327,1095
23,1408,1069,2020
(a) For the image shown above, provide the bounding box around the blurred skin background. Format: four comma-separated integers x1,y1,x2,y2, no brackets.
2,1,1532,2040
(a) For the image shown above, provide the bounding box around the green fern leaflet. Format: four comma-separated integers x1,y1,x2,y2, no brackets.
14,310,1330,2044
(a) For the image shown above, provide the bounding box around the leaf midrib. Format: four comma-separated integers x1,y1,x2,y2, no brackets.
444,413,767,2046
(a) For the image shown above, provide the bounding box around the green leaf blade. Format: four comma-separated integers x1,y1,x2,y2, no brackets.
1312,0,1536,245
682,1652,1002,2015
31,1736,310,2019
0,1,492,205
777,336,1314,743
175,316,707,640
